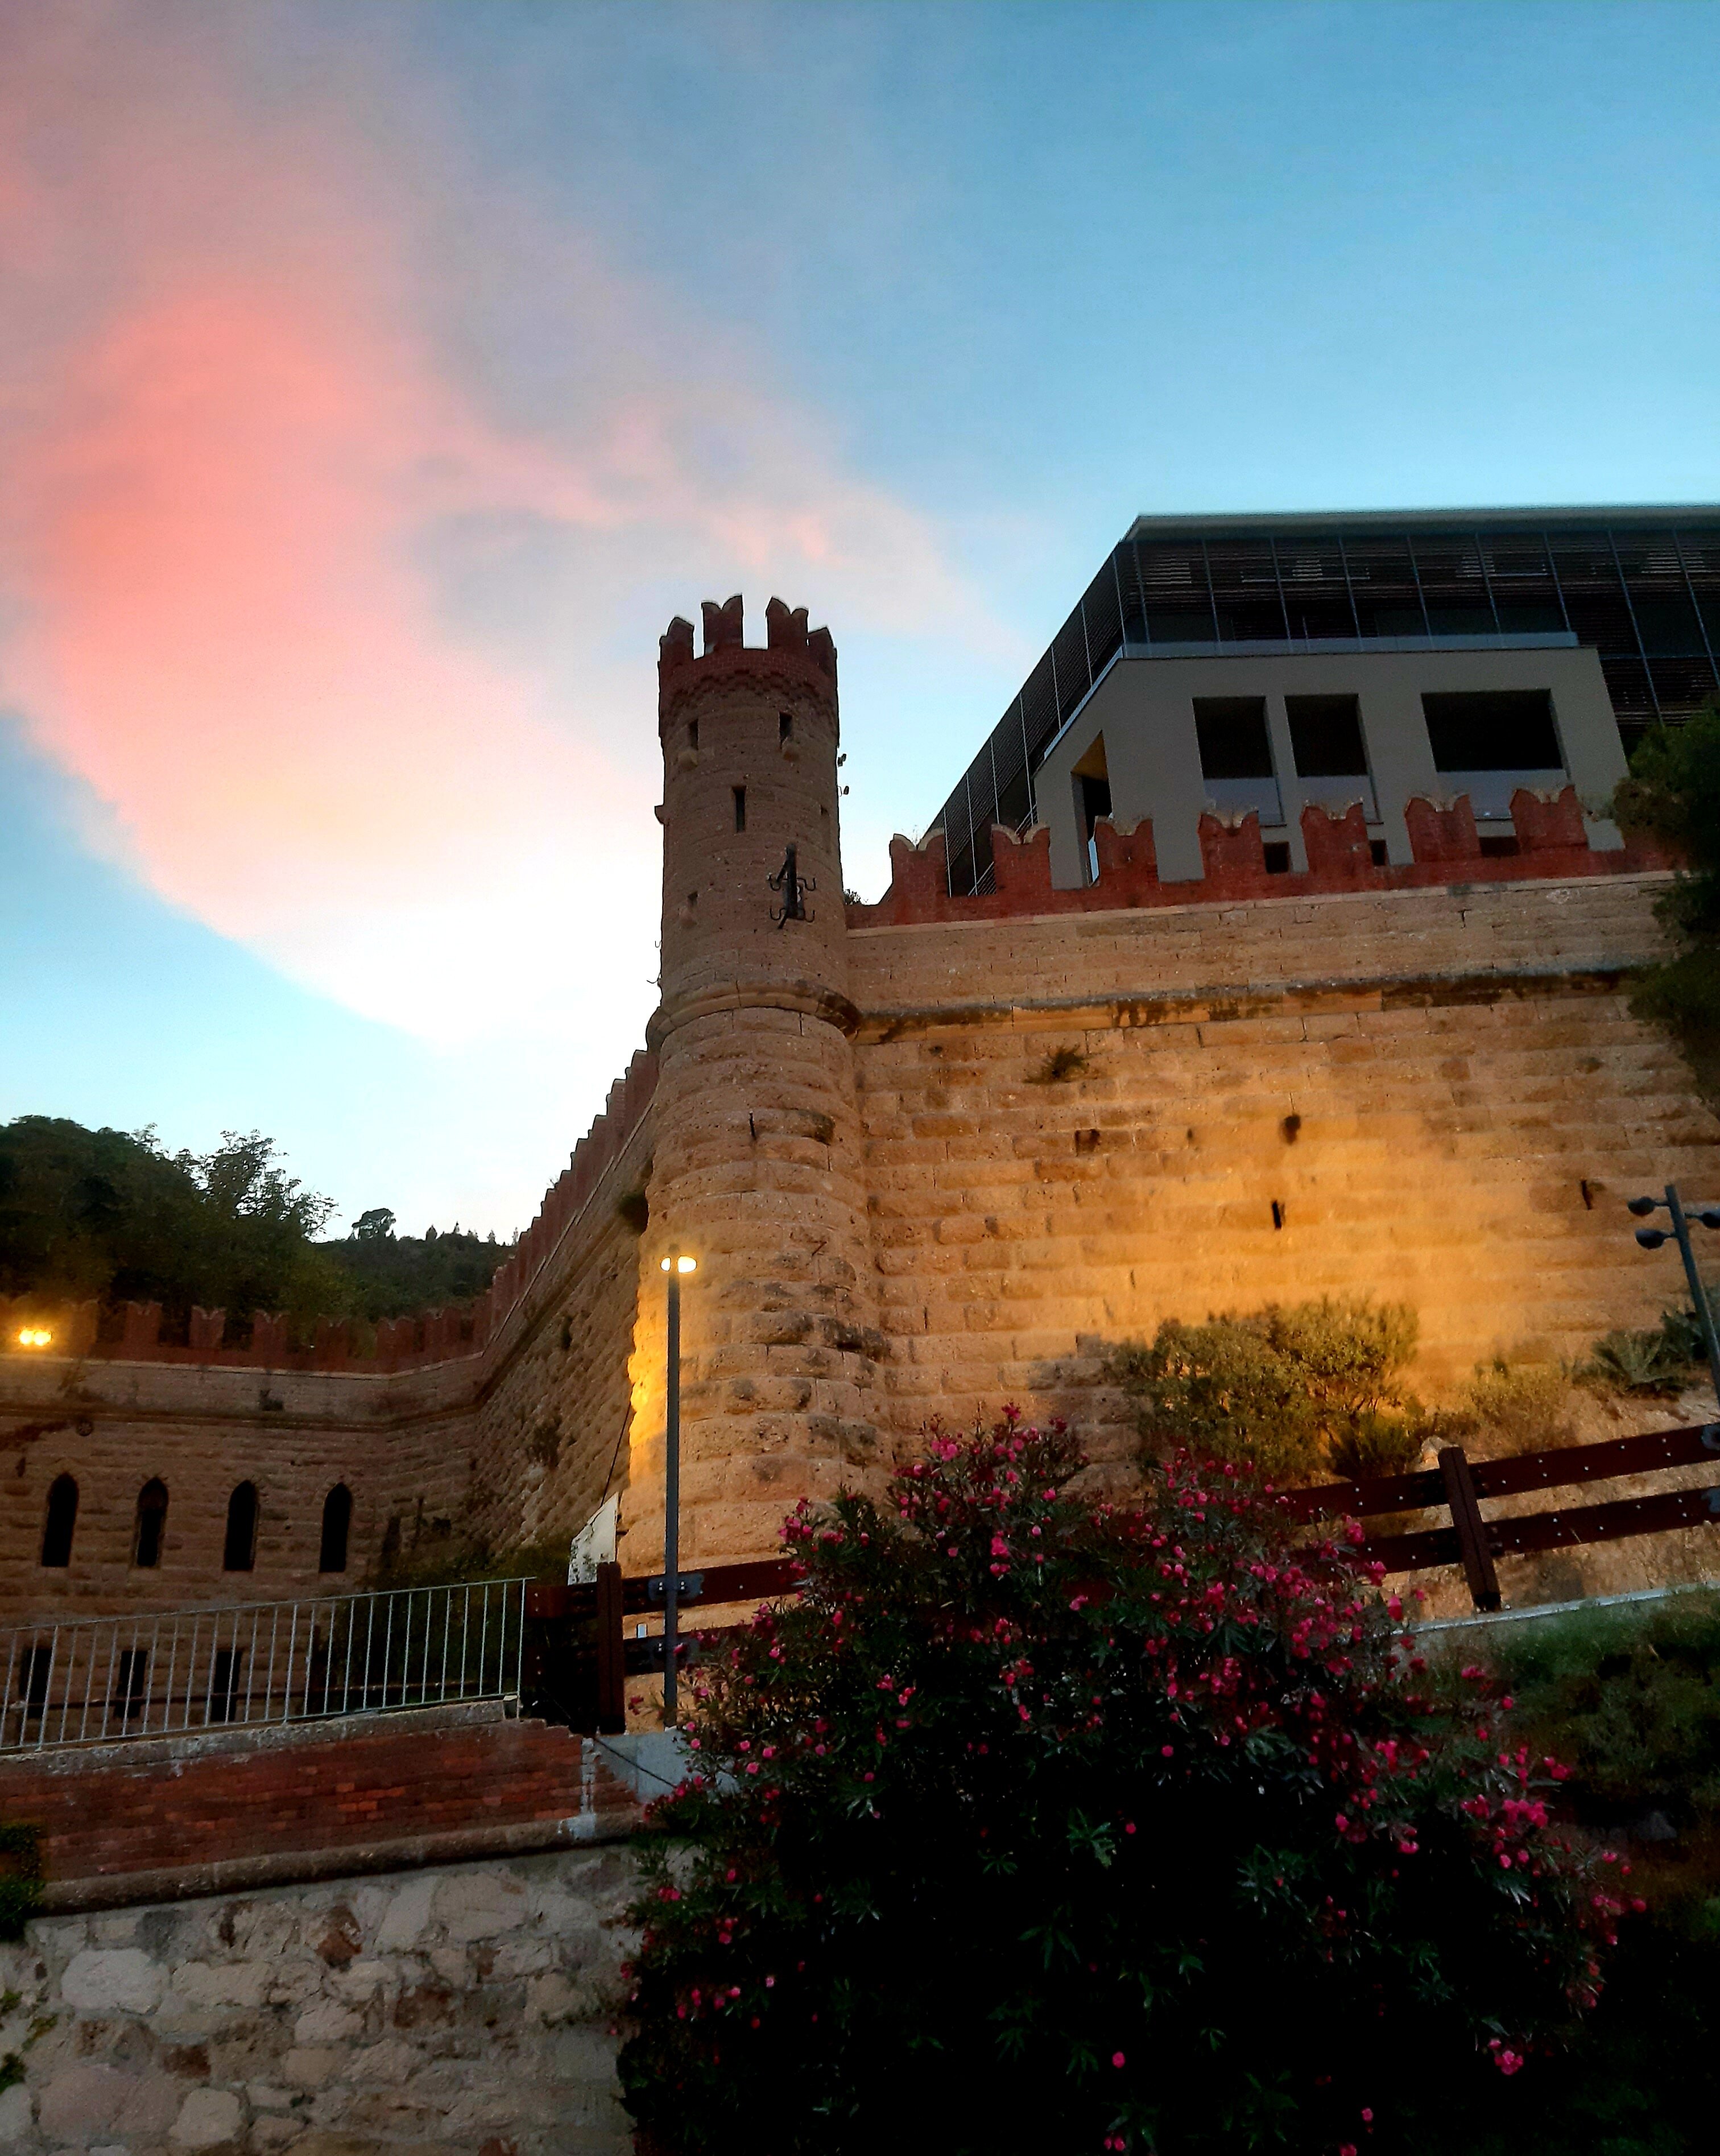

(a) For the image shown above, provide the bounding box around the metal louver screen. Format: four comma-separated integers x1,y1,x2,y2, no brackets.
927,516,1720,894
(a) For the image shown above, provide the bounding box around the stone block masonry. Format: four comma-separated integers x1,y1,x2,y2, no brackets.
0,1845,638,2156
5,595,1719,1632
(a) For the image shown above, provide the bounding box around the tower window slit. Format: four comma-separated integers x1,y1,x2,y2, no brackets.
733,786,746,832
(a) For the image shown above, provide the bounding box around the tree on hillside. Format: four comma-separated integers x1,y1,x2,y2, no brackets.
0,1116,345,1332
1611,702,1720,1104
0,1117,513,1333
620,1420,1618,2156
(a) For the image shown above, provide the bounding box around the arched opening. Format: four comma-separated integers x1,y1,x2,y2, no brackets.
40,1474,78,1567
134,1479,168,1568
319,1484,352,1575
222,1481,258,1573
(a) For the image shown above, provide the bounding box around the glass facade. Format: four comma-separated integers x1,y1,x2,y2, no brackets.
932,510,1720,896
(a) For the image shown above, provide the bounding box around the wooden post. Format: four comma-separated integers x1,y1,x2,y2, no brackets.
596,1561,626,1733
1438,1444,1502,1611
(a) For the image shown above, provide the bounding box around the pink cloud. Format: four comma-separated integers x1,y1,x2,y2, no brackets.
0,6,992,1050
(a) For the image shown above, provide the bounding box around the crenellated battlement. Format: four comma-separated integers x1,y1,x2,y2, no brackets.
656,593,838,729
849,787,1669,927
0,1051,659,1379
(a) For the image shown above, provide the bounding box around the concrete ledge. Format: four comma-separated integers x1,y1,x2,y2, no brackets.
0,1697,508,1777
857,964,1635,1044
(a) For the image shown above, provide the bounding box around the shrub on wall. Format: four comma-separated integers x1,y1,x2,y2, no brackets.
1610,702,1720,1109
1104,1296,1429,1484
1450,1361,1577,1457
619,1420,1616,2156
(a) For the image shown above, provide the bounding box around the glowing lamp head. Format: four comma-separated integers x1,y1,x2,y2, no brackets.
660,1253,698,1274
17,1327,53,1349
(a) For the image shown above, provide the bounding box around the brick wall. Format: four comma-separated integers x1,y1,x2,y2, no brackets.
0,1361,474,1626
0,1704,636,1901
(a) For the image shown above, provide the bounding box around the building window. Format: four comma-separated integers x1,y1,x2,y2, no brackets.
1421,690,1562,774
1422,690,1564,822
223,1482,258,1573
779,712,793,744
687,719,698,751
1263,842,1292,874
40,1474,78,1568
133,1479,168,1568
208,1647,245,1724
116,1648,150,1724
1287,695,1368,778
17,1645,53,1719
1077,776,1121,883
1194,696,1283,828
733,786,746,832
319,1484,353,1575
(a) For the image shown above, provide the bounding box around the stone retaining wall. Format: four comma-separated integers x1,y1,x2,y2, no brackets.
0,1847,637,2156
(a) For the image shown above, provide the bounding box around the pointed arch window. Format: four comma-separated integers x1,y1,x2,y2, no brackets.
319,1484,353,1575
40,1474,78,1568
134,1480,168,1568
222,1481,258,1573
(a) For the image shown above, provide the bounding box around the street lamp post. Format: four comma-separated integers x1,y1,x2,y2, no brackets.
659,1250,697,1724
1628,1183,1720,1407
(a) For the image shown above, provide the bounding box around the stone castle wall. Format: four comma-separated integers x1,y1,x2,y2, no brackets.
849,876,1712,1467
3,597,1718,1625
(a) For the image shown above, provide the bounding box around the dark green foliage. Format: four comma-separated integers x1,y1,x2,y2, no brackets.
1105,1296,1428,1484
0,1824,42,1942
1416,1596,1720,2155
1582,1327,1693,1397
0,1116,511,1331
0,1116,345,1335
316,1219,504,1321
1611,705,1720,1105
619,1423,1611,2156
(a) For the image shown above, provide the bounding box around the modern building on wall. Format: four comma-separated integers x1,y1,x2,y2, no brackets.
932,507,1720,895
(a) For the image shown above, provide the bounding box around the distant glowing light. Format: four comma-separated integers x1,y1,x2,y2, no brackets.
660,1255,698,1274
16,1328,53,1349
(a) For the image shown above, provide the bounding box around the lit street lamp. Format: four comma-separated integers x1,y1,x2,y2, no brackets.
658,1249,697,1724
1628,1184,1720,1406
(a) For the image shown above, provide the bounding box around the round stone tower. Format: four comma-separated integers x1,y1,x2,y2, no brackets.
624,595,884,1571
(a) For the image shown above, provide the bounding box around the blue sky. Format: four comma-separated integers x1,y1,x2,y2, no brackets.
2,1,1716,1237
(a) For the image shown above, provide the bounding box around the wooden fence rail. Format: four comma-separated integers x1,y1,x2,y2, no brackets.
524,1424,1720,1730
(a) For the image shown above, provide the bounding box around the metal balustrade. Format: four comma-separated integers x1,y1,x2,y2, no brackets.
0,1579,527,1753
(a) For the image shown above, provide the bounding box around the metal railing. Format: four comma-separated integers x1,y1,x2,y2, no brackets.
0,1578,527,1753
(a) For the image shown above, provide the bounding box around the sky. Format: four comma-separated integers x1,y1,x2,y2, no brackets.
3,0,1717,1239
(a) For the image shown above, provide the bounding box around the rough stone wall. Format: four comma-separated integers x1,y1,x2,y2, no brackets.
846,873,1720,1473
627,601,884,1577
0,1849,635,2156
0,1364,474,1628
465,1208,644,1566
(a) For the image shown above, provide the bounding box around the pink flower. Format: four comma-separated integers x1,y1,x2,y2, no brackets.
1111,2050,1126,2068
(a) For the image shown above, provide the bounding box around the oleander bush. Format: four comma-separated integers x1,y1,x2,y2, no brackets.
618,1419,1619,2156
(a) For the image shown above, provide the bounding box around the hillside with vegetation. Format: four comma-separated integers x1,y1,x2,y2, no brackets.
0,1115,509,1337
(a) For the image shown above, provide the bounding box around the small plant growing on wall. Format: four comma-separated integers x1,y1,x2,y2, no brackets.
618,1419,1616,2156
1032,1043,1089,1083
